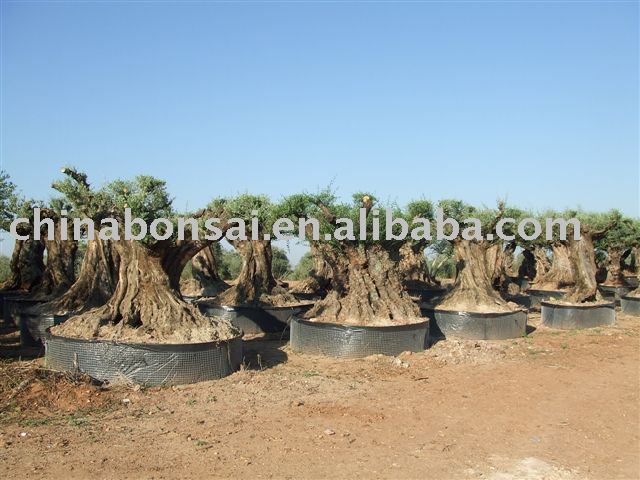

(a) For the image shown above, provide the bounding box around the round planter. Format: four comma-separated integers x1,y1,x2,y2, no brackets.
541,301,616,330
198,302,314,335
527,289,565,309
289,317,428,358
598,285,631,306
505,294,532,309
620,295,640,316
17,311,68,346
45,332,243,386
430,309,527,340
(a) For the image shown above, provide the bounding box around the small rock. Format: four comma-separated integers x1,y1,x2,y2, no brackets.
122,398,131,405
324,429,335,436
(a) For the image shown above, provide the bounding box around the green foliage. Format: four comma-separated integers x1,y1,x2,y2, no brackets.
288,251,315,280
0,254,10,283
218,249,242,280
271,246,292,279
0,171,17,231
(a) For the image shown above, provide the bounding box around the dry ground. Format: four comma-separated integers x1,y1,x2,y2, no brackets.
0,312,638,479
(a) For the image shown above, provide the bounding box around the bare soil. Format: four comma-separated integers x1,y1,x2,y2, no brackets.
0,312,638,479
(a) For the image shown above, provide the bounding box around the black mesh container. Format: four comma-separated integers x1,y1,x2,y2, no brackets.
289,317,428,358
620,296,640,316
430,309,527,340
541,301,615,329
198,303,314,335
45,332,243,386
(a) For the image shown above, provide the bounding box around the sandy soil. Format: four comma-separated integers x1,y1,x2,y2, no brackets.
1,312,638,479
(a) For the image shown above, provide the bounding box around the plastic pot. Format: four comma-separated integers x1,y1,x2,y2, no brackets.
598,285,632,306
17,311,68,346
541,301,615,329
289,317,428,358
527,289,565,309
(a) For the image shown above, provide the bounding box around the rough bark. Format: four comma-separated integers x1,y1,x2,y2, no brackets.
485,242,519,295
52,239,239,343
438,240,516,313
530,243,573,291
602,248,629,287
181,246,229,297
398,242,440,289
33,238,119,315
0,238,45,292
626,247,640,298
563,232,603,304
303,244,421,326
30,223,77,300
215,240,297,306
290,242,333,296
530,246,551,284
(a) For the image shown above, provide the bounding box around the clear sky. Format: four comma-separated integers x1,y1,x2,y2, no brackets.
1,1,638,262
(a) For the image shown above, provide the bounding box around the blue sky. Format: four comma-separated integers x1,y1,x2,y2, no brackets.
1,1,638,262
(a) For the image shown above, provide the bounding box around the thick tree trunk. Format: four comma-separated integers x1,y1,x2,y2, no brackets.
215,240,296,306
602,248,628,287
564,233,602,304
625,247,640,298
531,243,573,291
34,238,119,315
438,240,515,313
52,240,239,343
290,243,333,296
398,242,439,289
31,224,77,300
0,238,45,292
485,242,519,294
530,246,551,283
303,244,421,326
181,246,229,297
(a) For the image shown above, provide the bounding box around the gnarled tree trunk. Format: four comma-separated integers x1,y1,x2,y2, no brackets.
215,240,296,306
531,243,573,291
1,238,45,292
564,232,602,304
31,223,77,300
181,245,229,297
602,248,628,287
438,240,515,313
34,238,119,315
530,246,551,284
628,247,640,298
290,242,333,296
304,244,421,326
485,242,519,295
518,248,537,281
398,242,440,289
52,239,239,343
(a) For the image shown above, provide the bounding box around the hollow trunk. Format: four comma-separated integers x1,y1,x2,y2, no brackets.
215,240,296,306
181,245,229,297
303,244,421,326
52,239,239,343
398,242,439,289
531,243,573,291
31,224,77,300
564,233,602,304
602,248,628,287
290,242,333,296
438,240,515,313
0,238,45,292
34,238,119,315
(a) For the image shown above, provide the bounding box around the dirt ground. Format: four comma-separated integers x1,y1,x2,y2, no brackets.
0,312,638,479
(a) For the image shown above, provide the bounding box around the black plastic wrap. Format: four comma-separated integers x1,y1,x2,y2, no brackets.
289,317,428,358
527,289,565,309
198,303,314,335
430,309,527,340
3,297,44,326
45,333,243,386
540,301,615,329
620,296,640,316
